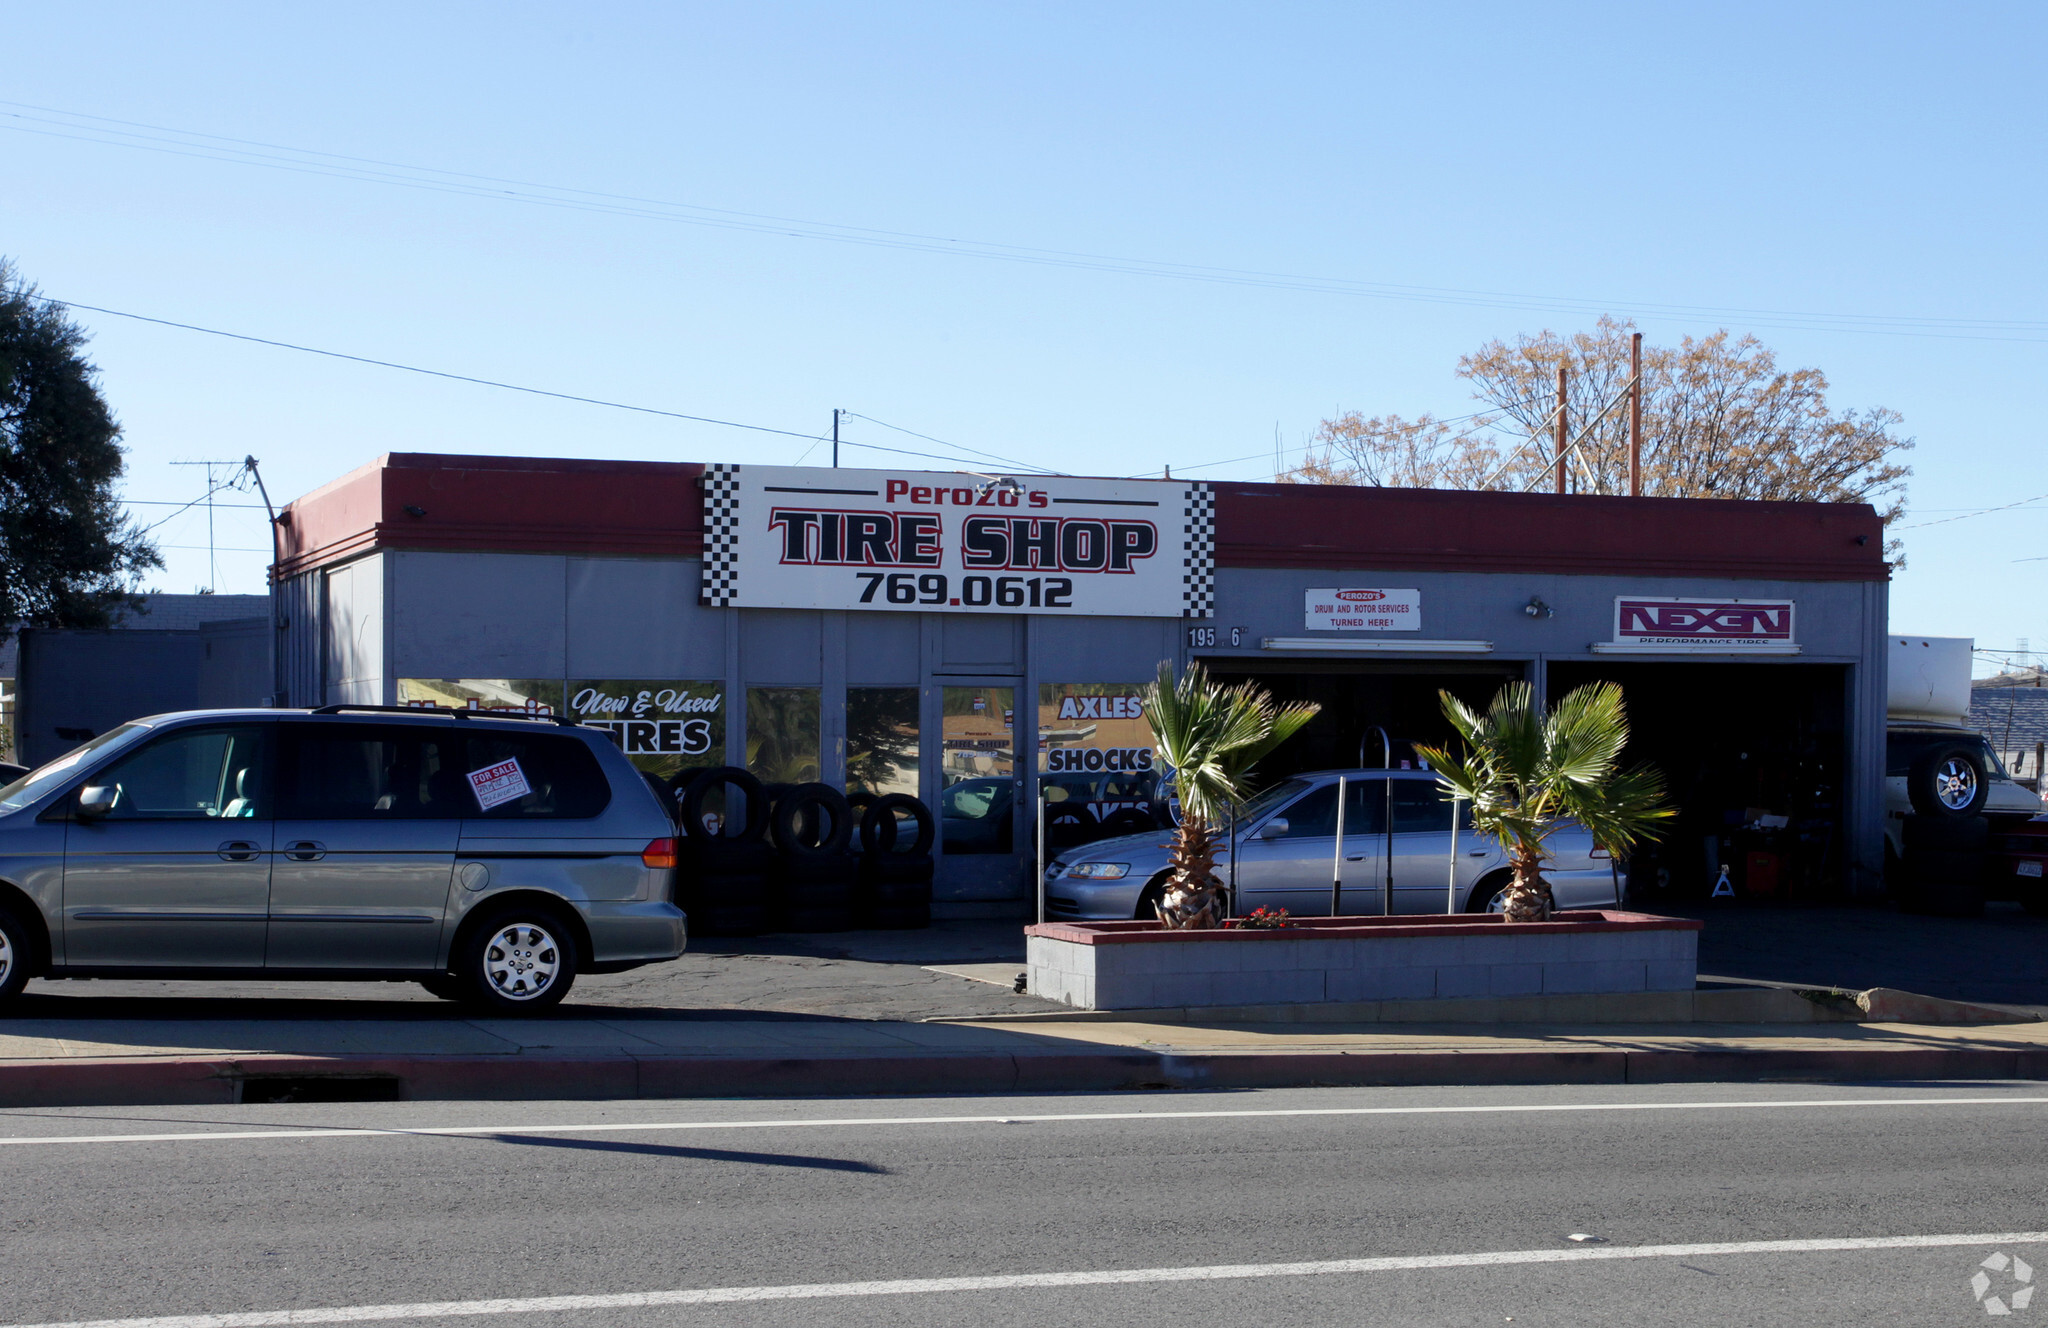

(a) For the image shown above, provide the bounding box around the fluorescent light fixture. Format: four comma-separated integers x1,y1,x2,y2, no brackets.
1589,643,1801,655
1261,637,1495,654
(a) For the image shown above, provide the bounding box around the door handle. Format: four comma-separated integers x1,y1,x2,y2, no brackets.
1467,850,1489,857
284,840,327,862
217,841,261,863
1345,855,1367,862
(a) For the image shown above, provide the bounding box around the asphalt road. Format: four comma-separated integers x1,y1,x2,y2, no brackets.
2,1082,2045,1326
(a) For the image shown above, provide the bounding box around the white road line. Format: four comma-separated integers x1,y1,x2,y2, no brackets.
11,1232,2047,1328
1,1094,2044,1147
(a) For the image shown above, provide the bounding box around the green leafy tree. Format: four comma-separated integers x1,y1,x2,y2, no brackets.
1415,681,1673,922
1141,660,1319,929
0,261,158,630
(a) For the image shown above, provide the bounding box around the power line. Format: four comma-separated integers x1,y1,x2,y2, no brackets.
840,413,1058,475
1898,490,2048,531
12,99,2048,343
27,293,828,444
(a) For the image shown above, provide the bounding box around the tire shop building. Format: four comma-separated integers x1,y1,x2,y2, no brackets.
273,452,1889,917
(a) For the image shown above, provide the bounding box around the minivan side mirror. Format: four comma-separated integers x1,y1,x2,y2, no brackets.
1258,818,1289,840
77,785,116,819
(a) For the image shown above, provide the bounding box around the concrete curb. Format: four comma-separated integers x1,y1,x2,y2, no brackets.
7,1042,2048,1108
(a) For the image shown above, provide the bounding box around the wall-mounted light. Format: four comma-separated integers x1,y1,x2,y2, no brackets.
1523,595,1553,619
976,476,1026,499
404,505,428,518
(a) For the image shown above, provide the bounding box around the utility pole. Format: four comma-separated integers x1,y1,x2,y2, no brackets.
242,457,285,707
1553,365,1568,495
1628,331,1644,497
832,409,841,468
170,458,245,592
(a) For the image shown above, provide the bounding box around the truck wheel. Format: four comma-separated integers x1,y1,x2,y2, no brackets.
1908,743,1989,819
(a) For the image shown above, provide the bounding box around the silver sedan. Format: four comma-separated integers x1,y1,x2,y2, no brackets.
1042,768,1621,920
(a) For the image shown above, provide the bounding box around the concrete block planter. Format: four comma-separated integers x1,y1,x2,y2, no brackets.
1024,911,1700,1012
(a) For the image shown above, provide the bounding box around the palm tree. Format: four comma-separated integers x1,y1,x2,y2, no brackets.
1141,661,1320,929
1414,681,1673,923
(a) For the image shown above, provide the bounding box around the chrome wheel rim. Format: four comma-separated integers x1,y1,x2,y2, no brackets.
1485,888,1510,914
1935,759,1978,811
483,923,561,1001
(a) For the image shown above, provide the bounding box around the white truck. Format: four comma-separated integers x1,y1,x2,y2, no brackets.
1885,636,2040,866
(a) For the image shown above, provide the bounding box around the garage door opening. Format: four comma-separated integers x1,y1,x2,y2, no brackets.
1546,661,1849,903
1204,659,1524,781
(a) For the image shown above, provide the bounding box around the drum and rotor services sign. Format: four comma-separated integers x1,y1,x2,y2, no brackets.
1305,588,1421,631
702,464,1215,617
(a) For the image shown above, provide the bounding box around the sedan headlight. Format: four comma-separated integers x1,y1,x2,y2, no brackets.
1066,862,1130,880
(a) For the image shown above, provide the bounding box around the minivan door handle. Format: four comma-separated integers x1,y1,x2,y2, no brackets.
217,840,262,863
284,840,327,862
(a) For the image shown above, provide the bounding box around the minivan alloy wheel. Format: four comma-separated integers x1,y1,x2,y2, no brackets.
482,923,561,1001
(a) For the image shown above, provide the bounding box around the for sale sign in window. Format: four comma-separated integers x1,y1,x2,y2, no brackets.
466,758,532,812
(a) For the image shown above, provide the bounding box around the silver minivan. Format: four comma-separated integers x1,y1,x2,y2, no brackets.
0,706,687,1013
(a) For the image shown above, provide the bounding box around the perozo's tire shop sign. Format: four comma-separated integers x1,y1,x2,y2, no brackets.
702,464,1214,617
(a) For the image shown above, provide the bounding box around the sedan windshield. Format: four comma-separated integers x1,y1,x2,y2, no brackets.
1236,778,1309,824
0,723,151,813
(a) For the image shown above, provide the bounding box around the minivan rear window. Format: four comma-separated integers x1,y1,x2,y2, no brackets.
459,732,610,819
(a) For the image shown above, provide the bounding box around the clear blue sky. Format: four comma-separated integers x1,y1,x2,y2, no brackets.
4,2,2043,671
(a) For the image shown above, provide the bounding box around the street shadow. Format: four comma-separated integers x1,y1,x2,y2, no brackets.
479,1132,890,1172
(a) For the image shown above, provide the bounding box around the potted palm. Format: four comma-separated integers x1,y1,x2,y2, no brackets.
1415,680,1673,923
1141,660,1319,928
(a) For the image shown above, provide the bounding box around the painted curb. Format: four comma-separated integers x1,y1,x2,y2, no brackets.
4,1042,2047,1108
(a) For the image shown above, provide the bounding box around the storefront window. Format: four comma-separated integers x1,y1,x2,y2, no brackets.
746,687,821,785
940,686,1015,855
568,680,724,784
847,687,919,798
1037,683,1159,847
399,679,565,717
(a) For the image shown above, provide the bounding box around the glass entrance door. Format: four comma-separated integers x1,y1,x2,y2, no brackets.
937,683,1025,907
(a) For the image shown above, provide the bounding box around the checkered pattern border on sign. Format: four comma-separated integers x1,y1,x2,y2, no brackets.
1181,482,1215,618
701,463,742,606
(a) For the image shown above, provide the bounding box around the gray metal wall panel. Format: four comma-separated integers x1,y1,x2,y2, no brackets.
279,572,323,709
739,610,822,685
197,619,271,709
939,614,1023,673
322,554,386,705
846,612,920,684
1031,615,1181,684
17,629,206,766
386,551,564,681
564,557,725,678
1205,567,1871,660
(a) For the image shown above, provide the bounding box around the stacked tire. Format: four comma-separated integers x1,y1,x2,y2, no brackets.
1898,740,1990,917
674,767,777,935
856,793,936,929
770,783,859,932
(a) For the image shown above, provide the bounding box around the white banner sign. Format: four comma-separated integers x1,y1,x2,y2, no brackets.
703,464,1214,617
1305,588,1421,631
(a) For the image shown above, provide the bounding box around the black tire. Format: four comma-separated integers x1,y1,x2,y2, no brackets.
1908,743,1990,819
2021,888,2048,918
1464,871,1514,914
1098,808,1157,839
1045,805,1093,849
680,766,771,845
452,905,579,1013
772,783,854,861
0,903,37,1006
1903,814,1990,855
862,794,936,858
418,973,467,1002
1134,875,1168,921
